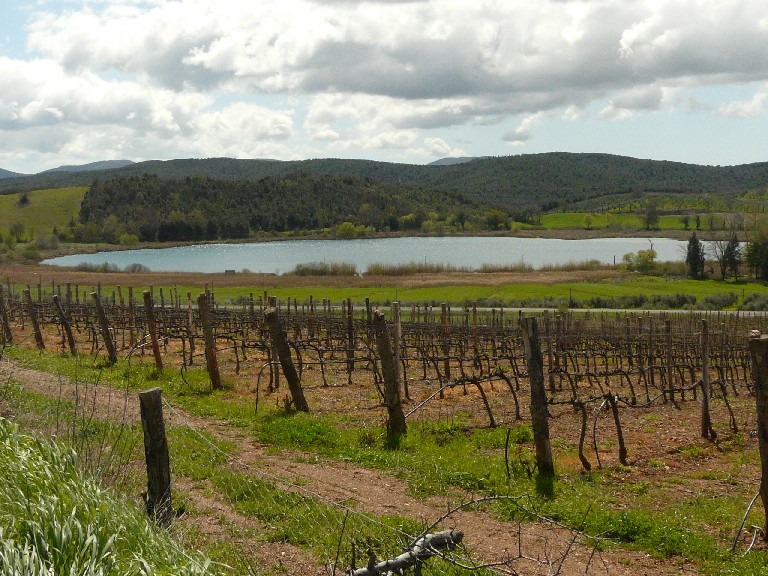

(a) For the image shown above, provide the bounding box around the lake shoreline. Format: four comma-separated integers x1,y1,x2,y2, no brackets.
39,226,697,260
40,236,692,275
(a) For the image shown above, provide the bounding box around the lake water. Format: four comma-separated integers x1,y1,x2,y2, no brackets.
41,236,689,274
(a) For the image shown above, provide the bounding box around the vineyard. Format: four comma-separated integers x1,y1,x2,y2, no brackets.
1,279,768,575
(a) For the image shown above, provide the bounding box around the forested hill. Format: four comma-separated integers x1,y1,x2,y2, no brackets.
74,173,478,242
0,167,24,179
3,153,768,211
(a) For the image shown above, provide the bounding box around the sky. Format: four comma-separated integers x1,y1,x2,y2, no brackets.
1,0,767,175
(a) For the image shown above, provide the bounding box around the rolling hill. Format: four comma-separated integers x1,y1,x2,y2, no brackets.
42,159,135,173
2,153,768,213
0,167,24,179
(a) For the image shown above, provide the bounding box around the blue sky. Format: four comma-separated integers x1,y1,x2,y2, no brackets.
1,0,767,174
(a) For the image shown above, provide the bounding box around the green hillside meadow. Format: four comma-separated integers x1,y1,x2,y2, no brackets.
0,187,86,238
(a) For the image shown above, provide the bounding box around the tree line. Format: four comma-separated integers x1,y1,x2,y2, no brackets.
65,173,520,243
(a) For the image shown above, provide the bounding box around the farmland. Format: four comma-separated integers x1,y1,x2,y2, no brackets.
2,153,768,574
2,277,768,575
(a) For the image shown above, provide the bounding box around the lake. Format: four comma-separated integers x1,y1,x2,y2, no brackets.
42,236,689,274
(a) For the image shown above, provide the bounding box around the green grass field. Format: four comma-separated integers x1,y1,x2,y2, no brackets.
540,211,730,232
39,276,768,311
0,187,86,238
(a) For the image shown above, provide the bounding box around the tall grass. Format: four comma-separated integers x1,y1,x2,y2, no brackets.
290,261,357,276
0,418,221,576
365,261,464,275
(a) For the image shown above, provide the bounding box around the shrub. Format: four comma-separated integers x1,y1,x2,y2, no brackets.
700,292,738,310
118,233,140,246
740,293,768,311
292,262,357,276
123,262,151,273
649,293,697,309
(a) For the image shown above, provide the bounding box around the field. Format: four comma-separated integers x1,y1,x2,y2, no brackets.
0,186,86,238
2,274,768,575
540,212,734,232
5,260,768,313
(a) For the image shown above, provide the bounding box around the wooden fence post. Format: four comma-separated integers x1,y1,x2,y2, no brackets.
143,290,164,371
749,334,768,539
52,295,77,356
0,285,12,344
373,311,407,441
91,292,117,365
24,288,45,351
521,316,555,482
197,292,222,390
264,307,310,412
139,387,173,526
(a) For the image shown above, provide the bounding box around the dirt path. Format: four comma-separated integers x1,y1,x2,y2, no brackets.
0,357,700,575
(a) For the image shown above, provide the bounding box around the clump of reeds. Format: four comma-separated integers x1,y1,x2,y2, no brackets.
290,262,358,276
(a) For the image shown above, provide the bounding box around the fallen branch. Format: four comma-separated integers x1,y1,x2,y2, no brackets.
348,529,463,576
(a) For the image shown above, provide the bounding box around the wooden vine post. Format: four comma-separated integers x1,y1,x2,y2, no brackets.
24,288,45,351
346,297,355,383
373,310,407,441
441,303,451,381
52,295,77,356
749,333,768,539
91,292,117,365
264,307,310,412
139,387,173,526
143,290,164,371
0,285,12,344
197,292,222,390
392,301,407,399
186,293,195,365
521,316,554,480
701,319,714,440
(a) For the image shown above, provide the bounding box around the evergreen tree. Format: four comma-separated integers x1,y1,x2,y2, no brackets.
723,233,742,280
686,233,706,279
745,239,768,280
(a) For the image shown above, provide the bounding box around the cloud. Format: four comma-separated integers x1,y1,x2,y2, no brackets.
719,89,767,118
27,1,768,107
424,137,466,158
503,112,544,144
3,0,768,170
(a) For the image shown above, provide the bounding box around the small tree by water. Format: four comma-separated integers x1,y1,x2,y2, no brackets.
686,233,706,279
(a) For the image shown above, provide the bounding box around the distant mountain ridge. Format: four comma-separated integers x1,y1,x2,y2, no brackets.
42,160,135,173
2,153,768,211
0,167,24,179
428,157,479,166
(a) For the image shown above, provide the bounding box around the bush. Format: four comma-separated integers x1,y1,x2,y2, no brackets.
118,233,140,246
74,262,120,273
34,233,60,250
700,292,738,310
622,248,657,274
649,293,697,309
20,243,41,262
123,262,151,273
740,293,768,311
292,262,357,276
